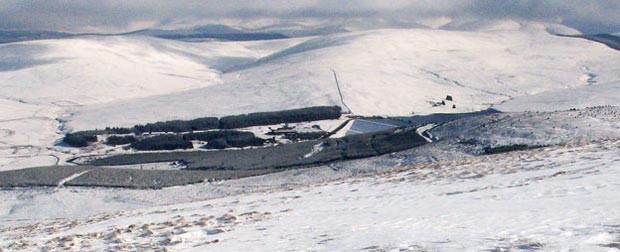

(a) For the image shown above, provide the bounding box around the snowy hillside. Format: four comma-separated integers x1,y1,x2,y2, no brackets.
69,22,620,130
0,35,306,170
1,141,619,251
496,80,620,112
0,35,307,106
3,103,620,250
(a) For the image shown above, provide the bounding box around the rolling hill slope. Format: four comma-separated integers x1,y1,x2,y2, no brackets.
0,35,306,106
68,22,620,130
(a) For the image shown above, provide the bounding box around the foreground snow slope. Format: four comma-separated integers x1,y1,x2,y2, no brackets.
1,106,618,221
70,22,620,130
1,141,619,251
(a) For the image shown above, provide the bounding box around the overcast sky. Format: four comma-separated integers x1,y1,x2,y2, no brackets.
0,0,618,34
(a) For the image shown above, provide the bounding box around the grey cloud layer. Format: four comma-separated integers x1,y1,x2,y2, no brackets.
0,0,618,33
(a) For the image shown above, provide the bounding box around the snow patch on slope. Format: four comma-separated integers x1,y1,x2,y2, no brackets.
496,81,620,112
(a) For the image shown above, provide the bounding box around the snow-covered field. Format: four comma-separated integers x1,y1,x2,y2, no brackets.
1,141,619,251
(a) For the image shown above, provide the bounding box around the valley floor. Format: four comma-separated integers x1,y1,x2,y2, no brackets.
1,140,619,251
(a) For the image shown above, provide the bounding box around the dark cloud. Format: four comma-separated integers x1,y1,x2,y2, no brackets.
0,0,618,34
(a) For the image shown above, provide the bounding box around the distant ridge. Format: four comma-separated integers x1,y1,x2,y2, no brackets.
124,24,289,41
0,30,75,44
557,33,620,51
0,24,289,44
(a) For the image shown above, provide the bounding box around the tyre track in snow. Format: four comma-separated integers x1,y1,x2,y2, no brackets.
420,68,513,98
55,169,92,189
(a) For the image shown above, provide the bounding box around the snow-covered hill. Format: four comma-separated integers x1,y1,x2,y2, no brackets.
0,35,306,106
68,22,620,130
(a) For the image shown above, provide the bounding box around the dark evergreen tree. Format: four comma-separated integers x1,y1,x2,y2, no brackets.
182,130,254,141
133,117,219,134
63,133,98,147
105,135,138,146
130,135,193,151
219,106,341,129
